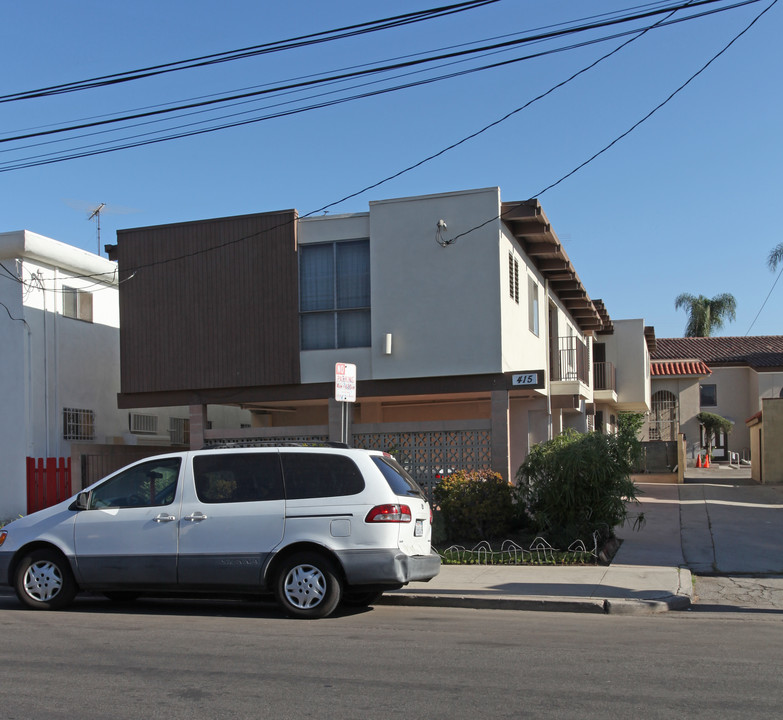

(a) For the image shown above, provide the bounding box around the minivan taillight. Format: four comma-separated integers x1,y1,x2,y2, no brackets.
365,504,412,523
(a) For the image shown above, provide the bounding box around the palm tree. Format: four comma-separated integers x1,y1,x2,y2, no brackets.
674,293,737,337
769,242,783,272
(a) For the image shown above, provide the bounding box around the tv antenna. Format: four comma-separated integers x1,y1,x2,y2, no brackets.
88,203,106,256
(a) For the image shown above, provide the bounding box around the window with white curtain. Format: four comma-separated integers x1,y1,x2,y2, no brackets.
528,277,539,336
300,239,370,350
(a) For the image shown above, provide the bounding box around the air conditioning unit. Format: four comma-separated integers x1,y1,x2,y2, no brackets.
129,412,158,435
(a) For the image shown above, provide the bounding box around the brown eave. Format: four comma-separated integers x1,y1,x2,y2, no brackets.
502,199,604,332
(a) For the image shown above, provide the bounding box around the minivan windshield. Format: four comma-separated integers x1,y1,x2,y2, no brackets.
372,455,425,499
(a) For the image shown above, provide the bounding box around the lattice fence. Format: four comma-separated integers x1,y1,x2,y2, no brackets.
353,428,492,500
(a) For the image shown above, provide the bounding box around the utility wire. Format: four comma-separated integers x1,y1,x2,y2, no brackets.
0,1,498,103
447,0,778,246
75,0,725,278
0,0,755,158
18,0,775,285
0,0,693,135
0,0,760,172
745,265,782,335
0,0,746,147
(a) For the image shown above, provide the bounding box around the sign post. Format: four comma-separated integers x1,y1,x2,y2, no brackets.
335,363,357,445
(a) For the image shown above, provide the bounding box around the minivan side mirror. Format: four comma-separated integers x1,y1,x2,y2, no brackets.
74,491,90,510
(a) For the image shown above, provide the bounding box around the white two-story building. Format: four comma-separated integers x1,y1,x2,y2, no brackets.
111,187,654,497
0,230,251,519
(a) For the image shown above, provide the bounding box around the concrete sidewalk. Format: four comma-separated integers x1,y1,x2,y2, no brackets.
385,466,780,615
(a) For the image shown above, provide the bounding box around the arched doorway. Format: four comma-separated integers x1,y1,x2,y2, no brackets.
650,390,678,441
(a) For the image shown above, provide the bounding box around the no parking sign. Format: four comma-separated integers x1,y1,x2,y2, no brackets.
335,363,357,403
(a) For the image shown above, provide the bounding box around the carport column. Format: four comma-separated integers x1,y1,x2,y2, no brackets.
328,398,352,445
491,390,511,482
189,404,207,449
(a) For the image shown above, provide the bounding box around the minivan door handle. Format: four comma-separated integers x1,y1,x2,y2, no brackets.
154,513,176,523
184,512,208,522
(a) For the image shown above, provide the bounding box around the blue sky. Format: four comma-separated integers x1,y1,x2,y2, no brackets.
2,0,780,339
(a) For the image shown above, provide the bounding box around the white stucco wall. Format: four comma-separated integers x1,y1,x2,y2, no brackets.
605,319,651,412
0,266,28,519
704,367,755,456
298,188,508,383
758,371,783,402
499,226,548,375
370,187,504,380
0,230,253,519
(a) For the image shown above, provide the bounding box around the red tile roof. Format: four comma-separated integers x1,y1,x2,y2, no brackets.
652,336,783,369
651,360,711,377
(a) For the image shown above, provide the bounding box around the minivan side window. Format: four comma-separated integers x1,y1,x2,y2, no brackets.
193,453,284,503
89,458,182,509
281,453,365,499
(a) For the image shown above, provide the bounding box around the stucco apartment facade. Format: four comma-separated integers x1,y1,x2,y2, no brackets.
0,230,251,519
112,187,654,496
648,336,783,464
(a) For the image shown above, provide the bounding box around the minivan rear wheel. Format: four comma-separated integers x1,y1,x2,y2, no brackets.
14,549,77,610
275,552,342,619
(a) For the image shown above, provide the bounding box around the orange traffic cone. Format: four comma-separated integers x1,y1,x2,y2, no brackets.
696,454,702,468
704,454,711,468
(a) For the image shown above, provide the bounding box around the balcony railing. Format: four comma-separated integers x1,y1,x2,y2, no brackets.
593,361,616,392
550,336,589,384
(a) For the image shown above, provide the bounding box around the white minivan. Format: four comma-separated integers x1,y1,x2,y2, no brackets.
0,446,440,618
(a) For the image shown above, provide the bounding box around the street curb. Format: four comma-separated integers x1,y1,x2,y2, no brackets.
380,593,606,613
381,592,692,615
603,594,691,615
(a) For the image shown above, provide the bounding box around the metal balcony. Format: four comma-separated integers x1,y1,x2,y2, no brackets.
593,361,616,392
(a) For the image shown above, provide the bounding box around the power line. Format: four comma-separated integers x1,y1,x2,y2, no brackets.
745,265,783,335
79,0,728,278
0,0,746,146
0,1,498,103
0,0,760,172
15,0,774,286
0,0,689,135
447,0,778,246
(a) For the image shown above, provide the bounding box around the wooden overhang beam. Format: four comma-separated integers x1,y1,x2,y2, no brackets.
564,299,595,310
592,298,614,334
644,326,657,353
524,241,562,257
501,199,543,221
569,307,599,317
536,259,571,271
503,198,605,333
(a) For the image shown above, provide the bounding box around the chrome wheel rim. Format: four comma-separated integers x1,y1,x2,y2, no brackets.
23,560,63,602
283,563,326,609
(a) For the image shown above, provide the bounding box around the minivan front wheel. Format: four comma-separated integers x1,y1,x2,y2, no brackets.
14,549,77,610
275,553,342,619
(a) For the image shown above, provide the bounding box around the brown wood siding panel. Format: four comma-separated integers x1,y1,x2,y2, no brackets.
118,211,300,394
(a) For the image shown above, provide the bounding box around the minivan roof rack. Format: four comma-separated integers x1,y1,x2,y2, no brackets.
203,440,352,450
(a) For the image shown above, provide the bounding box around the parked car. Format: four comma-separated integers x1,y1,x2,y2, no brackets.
0,446,440,618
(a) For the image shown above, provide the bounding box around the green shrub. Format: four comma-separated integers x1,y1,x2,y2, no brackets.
696,411,733,458
618,412,646,473
515,430,640,546
433,469,515,542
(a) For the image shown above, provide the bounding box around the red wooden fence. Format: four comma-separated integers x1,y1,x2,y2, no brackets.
26,457,72,514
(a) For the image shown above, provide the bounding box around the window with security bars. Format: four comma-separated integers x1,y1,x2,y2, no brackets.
169,417,190,445
129,412,158,434
62,286,93,322
63,408,95,440
649,390,678,441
